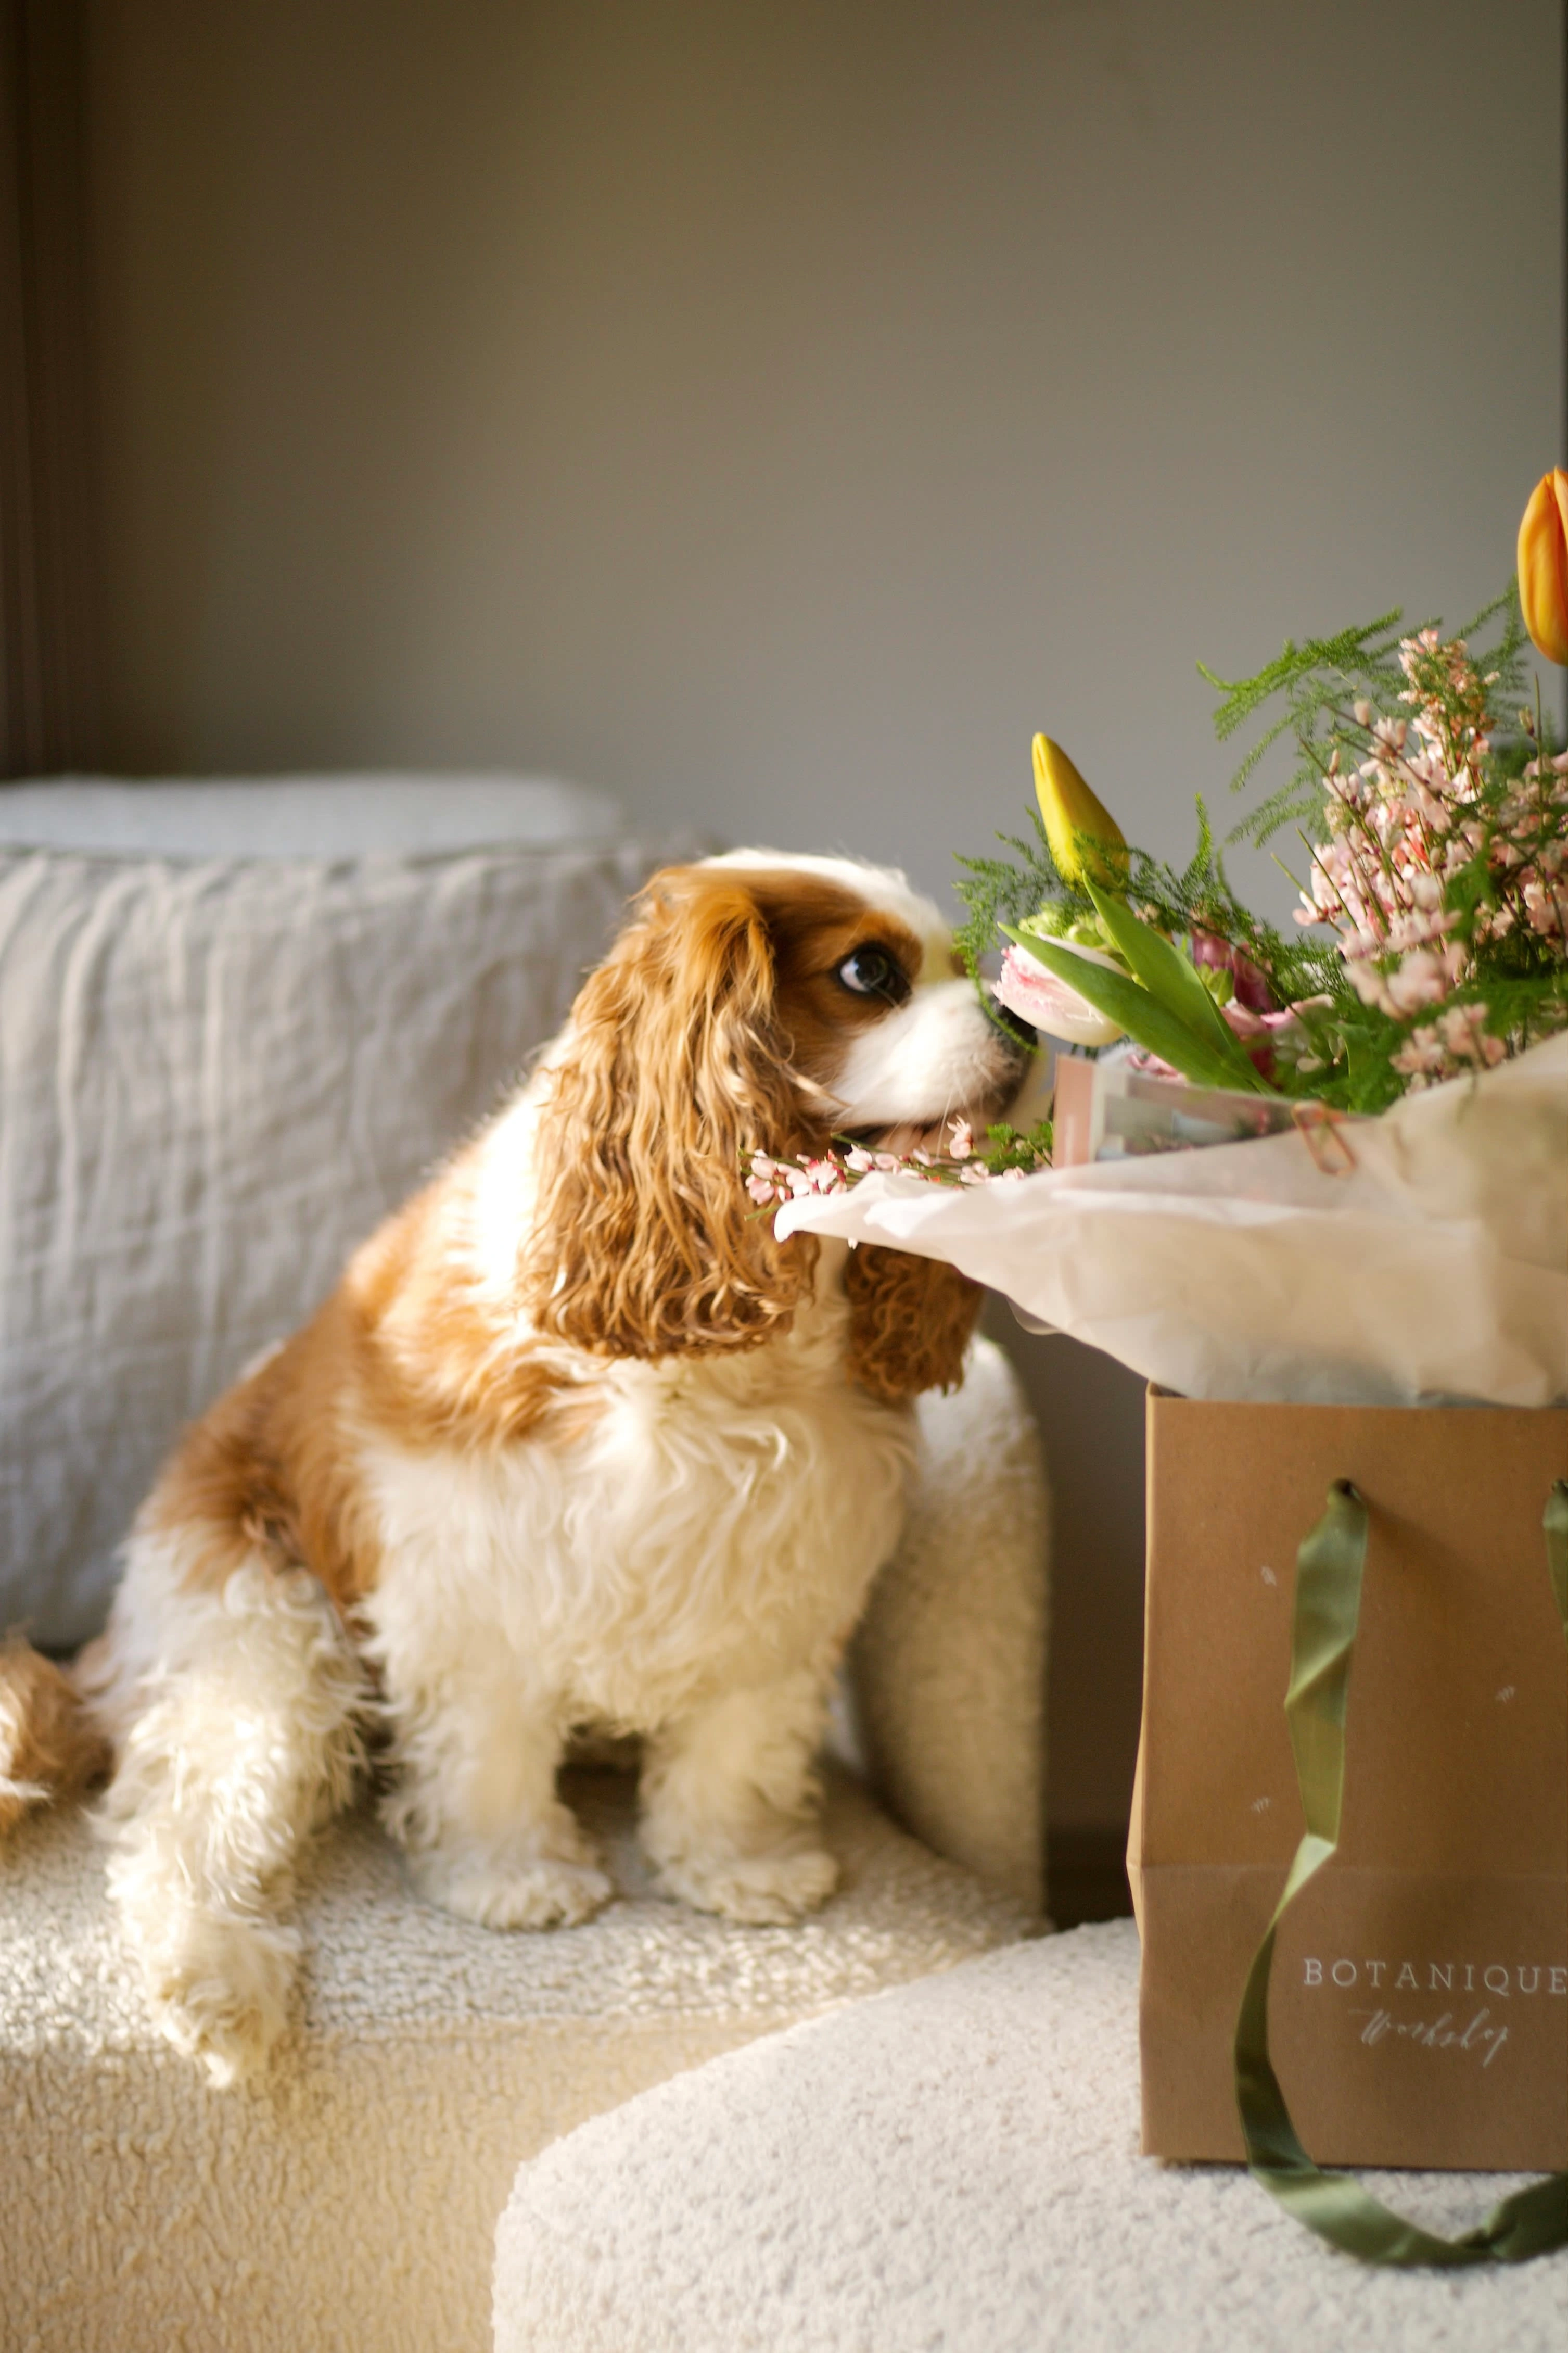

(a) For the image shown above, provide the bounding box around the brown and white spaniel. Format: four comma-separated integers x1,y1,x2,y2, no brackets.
4,852,1029,2083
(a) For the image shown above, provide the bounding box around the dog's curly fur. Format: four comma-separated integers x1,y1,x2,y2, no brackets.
0,1638,111,1834
519,866,819,1361
2,851,1027,2085
844,1248,983,1404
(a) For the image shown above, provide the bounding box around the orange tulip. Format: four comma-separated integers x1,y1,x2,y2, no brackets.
1516,467,1568,665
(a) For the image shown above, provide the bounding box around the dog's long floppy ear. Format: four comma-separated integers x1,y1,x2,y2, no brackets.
519,866,820,1360
844,1246,983,1402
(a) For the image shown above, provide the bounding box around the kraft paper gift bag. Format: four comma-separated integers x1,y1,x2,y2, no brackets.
779,1038,1568,2241
1128,1387,1568,2172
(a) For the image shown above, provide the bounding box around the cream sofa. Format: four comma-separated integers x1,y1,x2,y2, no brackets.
0,780,1050,2353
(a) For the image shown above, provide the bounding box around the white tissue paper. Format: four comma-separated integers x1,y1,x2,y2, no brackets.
776,1032,1568,1408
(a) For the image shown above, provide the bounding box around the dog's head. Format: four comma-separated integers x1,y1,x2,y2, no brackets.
519,853,1029,1388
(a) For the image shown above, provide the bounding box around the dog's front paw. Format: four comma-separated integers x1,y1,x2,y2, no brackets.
133,1904,301,2088
410,1846,613,1930
655,1844,839,1926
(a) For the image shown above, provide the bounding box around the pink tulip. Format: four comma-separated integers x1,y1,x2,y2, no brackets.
1191,931,1275,1013
994,942,1125,1047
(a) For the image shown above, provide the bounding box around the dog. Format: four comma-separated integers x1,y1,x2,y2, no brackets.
0,851,1029,2084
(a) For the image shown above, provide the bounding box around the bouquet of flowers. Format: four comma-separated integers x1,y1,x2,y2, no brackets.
771,473,1568,1411
964,524,1568,1115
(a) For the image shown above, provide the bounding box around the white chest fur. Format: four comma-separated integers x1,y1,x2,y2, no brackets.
359,1270,915,1738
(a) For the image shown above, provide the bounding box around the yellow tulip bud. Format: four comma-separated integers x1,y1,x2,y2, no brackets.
1517,467,1568,666
1032,734,1128,891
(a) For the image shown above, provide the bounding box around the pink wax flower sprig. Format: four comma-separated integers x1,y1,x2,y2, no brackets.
743,1115,1052,1209
1295,627,1568,1083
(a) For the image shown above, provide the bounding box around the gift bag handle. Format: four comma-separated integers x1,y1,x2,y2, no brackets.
1233,1476,1568,2266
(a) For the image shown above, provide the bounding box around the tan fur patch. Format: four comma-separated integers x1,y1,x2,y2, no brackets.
147,1182,599,1620
732,870,927,1095
0,1638,111,1833
844,1245,983,1402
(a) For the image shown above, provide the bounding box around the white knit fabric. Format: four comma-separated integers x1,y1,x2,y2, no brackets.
495,1923,1568,2353
1,1772,1029,2353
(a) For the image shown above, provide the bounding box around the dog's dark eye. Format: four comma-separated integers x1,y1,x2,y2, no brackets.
836,947,908,1002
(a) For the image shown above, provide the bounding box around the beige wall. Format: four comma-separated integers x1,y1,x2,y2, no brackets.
83,0,1564,1834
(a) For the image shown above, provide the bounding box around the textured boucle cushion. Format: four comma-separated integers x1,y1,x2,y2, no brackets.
0,823,697,1646
848,1333,1046,1914
1,1767,1027,2353
495,1923,1568,2353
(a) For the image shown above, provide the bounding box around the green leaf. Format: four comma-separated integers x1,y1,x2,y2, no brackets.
1003,930,1274,1094
1082,880,1257,1077
1198,611,1405,741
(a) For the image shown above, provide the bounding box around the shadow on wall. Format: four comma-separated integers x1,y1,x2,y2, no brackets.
983,1298,1145,1920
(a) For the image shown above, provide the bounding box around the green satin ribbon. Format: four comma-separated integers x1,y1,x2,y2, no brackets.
1232,1475,1568,2265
